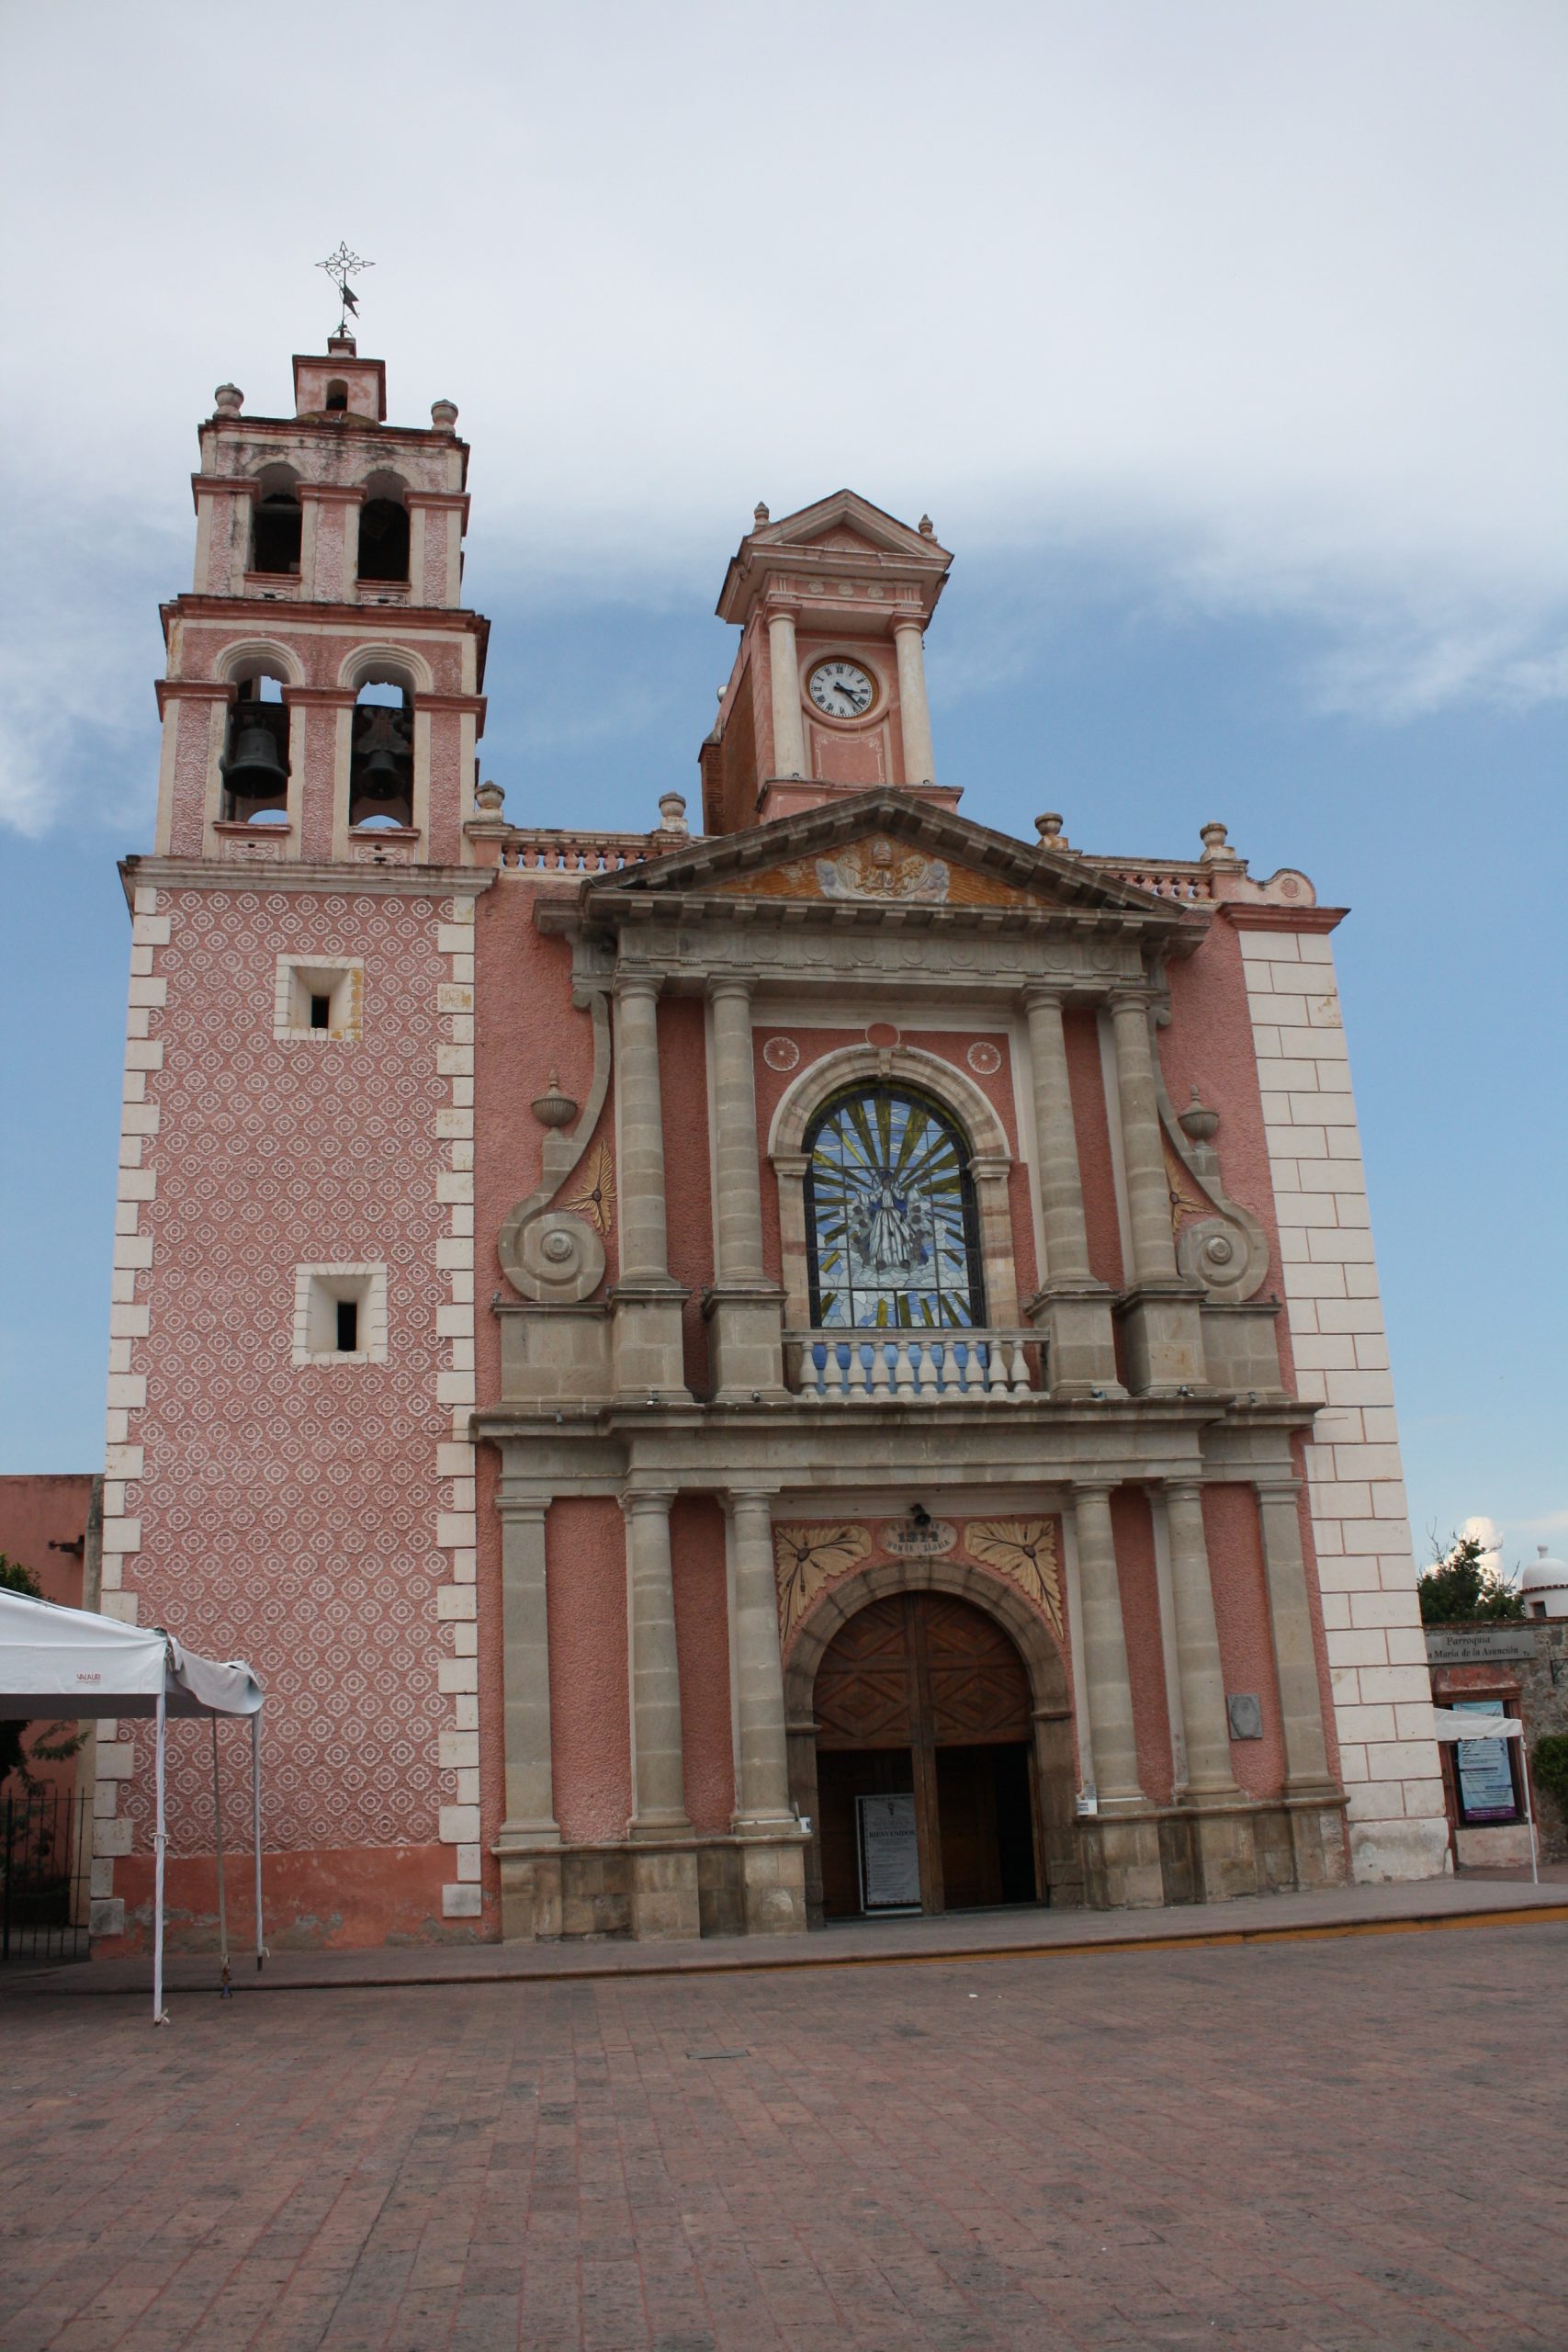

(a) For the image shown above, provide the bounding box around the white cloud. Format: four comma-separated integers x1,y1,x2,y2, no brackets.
2,0,1563,831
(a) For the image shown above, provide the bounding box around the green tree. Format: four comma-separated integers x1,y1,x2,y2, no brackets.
1416,1532,1524,1625
0,1555,83,1788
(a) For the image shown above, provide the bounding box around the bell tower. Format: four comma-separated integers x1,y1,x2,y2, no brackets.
154,334,485,867
701,490,954,834
94,326,496,1944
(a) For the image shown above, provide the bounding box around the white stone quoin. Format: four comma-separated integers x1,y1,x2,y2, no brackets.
1239,923,1448,1880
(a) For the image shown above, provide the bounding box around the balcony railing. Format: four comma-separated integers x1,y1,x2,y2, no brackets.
784,1329,1043,1403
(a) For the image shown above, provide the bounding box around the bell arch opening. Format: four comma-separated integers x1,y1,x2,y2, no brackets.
219,672,290,823
348,673,415,831
785,1567,1078,1925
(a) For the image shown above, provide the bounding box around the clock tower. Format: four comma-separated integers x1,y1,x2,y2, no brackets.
701,491,956,833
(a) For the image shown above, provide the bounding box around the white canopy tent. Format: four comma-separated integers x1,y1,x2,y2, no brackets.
1430,1705,1539,1885
0,1585,265,2020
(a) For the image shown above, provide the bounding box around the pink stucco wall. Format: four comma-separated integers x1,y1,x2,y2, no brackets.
1111,1487,1176,1805
671,1496,734,1832
1202,1482,1288,1798
546,1497,631,1844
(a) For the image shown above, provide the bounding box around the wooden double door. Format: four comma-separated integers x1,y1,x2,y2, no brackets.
813,1592,1040,1917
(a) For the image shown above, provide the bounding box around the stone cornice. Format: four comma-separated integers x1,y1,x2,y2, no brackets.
569,787,1212,947
118,855,496,910
161,594,488,639
1219,903,1348,935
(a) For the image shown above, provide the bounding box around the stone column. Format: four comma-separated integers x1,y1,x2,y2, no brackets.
1163,1483,1241,1800
624,1489,691,1835
611,972,688,1400
1254,1479,1336,1794
710,977,764,1283
622,1487,700,1941
1109,989,1204,1393
1072,1481,1164,1909
1023,986,1120,1394
494,1499,563,1940
893,617,936,785
768,608,807,779
705,977,787,1401
1071,1483,1144,1809
616,975,671,1283
1109,989,1179,1286
728,1491,794,1829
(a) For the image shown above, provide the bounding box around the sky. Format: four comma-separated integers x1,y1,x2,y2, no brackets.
1,1,1563,1566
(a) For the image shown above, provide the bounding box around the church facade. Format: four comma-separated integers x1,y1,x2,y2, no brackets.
90,336,1450,1950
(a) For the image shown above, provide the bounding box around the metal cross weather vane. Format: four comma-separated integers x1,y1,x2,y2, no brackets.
317,243,374,339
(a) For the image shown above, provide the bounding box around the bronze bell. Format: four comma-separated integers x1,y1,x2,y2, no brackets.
220,717,288,799
355,742,406,797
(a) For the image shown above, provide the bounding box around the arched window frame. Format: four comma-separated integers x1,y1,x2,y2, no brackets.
803,1080,986,1329
767,1046,1021,1333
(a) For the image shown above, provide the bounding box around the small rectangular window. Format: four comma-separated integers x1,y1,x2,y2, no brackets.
292,1264,387,1366
275,956,363,1042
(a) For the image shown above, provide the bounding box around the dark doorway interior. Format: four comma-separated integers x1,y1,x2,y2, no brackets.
936,1743,1037,1909
816,1747,914,1918
812,1591,1041,1919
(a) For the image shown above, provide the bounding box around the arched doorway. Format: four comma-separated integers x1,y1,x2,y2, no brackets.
811,1591,1043,1917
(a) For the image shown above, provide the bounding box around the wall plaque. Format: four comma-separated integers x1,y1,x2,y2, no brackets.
881,1518,958,1558
1424,1628,1537,1665
857,1792,921,1911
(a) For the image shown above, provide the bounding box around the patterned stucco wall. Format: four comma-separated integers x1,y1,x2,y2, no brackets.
94,876,483,1938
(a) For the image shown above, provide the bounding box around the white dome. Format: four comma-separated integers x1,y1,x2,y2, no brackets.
1521,1544,1568,1590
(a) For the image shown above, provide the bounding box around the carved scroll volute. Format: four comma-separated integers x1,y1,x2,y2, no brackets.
1147,1016,1270,1304
497,988,614,1304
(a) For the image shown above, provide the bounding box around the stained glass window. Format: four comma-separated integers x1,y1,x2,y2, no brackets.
804,1085,985,1329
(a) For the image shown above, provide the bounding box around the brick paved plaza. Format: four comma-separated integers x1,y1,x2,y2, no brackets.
3,1924,1564,2351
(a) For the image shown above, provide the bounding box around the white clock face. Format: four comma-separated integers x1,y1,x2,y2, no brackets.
807,658,875,719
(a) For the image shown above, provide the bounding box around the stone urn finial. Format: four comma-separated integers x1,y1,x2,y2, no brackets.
431,398,459,434
213,383,243,417
531,1070,578,1130
657,791,689,835
1199,820,1231,861
1179,1084,1221,1145
1035,811,1067,851
919,514,935,537
753,501,770,526
474,779,505,817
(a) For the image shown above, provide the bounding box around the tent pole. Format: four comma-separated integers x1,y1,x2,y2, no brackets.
209,1714,231,1996
152,1689,170,2026
251,1712,265,1971
1522,1736,1540,1887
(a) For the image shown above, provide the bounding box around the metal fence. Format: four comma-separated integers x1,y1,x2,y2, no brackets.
1,1786,92,1965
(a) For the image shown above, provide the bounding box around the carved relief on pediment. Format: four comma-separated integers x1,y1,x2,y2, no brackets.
709,833,1055,911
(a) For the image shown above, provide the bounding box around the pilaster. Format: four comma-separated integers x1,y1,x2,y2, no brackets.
1254,1478,1338,1799
609,974,689,1402
1022,984,1121,1394
494,1498,562,1940
705,976,787,1402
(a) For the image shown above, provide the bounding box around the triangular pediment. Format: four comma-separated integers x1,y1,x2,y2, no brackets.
582,790,1208,931
753,490,949,563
